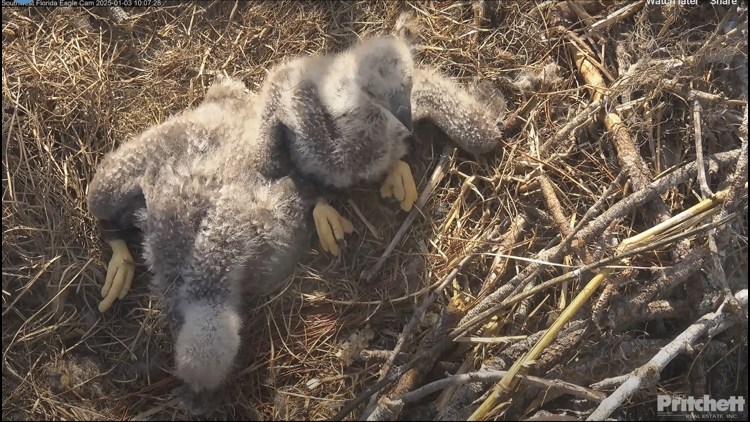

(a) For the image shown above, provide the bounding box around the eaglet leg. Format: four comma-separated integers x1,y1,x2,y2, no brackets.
88,123,177,312
379,159,418,212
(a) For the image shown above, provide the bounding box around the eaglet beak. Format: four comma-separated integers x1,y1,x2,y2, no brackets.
388,91,413,133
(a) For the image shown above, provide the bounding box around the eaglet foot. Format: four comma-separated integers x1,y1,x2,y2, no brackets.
98,239,135,312
313,198,354,256
380,159,418,212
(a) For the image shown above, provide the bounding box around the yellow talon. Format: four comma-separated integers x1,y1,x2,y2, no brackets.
98,239,135,313
380,160,418,212
313,199,354,256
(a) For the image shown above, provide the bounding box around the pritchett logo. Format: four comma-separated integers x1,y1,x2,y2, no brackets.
658,395,746,418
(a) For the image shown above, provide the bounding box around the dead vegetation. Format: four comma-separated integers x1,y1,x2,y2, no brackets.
2,1,748,420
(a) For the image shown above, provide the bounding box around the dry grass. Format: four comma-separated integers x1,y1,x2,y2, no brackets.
2,1,747,421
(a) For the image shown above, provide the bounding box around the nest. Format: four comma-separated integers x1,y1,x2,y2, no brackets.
2,1,747,420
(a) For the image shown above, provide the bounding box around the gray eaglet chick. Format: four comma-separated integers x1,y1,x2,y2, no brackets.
254,35,415,256
256,35,505,255
87,77,314,395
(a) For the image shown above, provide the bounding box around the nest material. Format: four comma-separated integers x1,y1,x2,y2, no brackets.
3,1,747,420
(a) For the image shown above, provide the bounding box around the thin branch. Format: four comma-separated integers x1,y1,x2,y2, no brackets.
459,170,626,328
398,370,605,405
467,182,743,420
588,289,748,421
348,198,382,241
692,96,714,199
362,146,453,282
505,212,736,312
539,99,603,156
588,1,644,34
601,249,708,330
477,215,527,302
361,224,502,420
576,149,741,243
538,174,572,238
720,107,749,218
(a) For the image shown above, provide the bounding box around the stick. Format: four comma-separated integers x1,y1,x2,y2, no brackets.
598,250,707,330
691,96,714,199
720,106,749,218
362,225,502,420
538,175,572,238
461,170,625,328
538,99,603,156
588,289,748,421
576,149,741,243
362,146,453,282
333,307,492,421
477,215,527,301
709,106,748,323
502,212,736,312
348,198,382,241
399,370,605,405
568,36,675,230
468,276,608,420
467,182,744,421
460,204,737,353
335,193,740,421
707,228,734,305
565,0,594,27
590,374,630,391
588,1,644,34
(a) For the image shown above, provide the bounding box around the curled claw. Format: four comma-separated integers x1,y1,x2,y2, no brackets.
313,199,354,256
380,160,418,212
98,239,135,312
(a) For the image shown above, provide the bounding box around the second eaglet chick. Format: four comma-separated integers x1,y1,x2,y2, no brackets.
140,166,310,399
86,77,314,400
257,35,506,255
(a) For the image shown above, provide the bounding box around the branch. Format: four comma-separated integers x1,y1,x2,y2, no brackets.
477,215,527,302
468,182,744,420
459,170,626,328
399,370,605,406
363,225,503,420
588,289,748,421
539,99,603,156
576,149,741,243
362,146,453,282
691,96,714,199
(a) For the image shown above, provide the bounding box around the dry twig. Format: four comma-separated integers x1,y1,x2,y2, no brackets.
362,146,454,282
400,369,605,406
589,289,748,421
468,182,746,420
363,225,503,420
